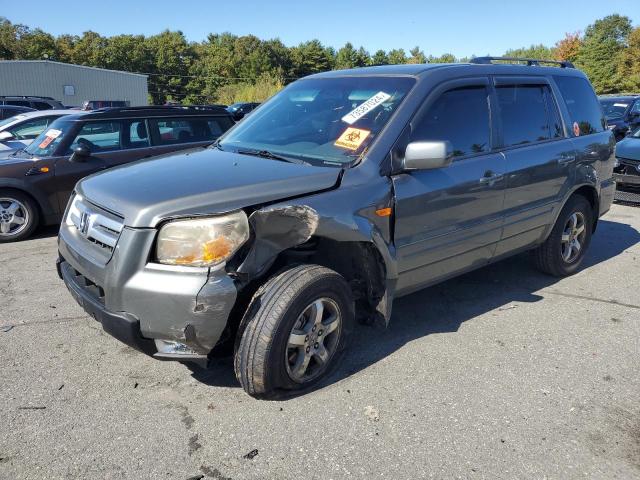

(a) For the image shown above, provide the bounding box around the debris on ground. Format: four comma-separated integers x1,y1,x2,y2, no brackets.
243,449,259,460
18,406,46,410
1,325,14,332
364,405,380,422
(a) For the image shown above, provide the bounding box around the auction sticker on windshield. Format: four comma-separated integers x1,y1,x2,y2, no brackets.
38,128,62,149
335,127,370,150
341,92,391,125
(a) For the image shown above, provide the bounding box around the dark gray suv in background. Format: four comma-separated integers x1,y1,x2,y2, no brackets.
0,106,234,241
58,58,615,398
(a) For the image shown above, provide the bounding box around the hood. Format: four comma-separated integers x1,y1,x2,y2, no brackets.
0,140,29,154
77,147,342,228
616,137,640,161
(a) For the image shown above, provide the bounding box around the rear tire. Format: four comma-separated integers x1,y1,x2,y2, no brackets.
532,195,593,277
0,190,39,243
234,264,354,399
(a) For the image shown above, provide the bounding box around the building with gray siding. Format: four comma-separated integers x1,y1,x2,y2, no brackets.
0,60,148,107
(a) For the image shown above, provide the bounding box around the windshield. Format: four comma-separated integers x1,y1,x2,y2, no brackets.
631,126,640,138
25,119,75,156
599,99,630,121
0,114,27,129
219,76,415,166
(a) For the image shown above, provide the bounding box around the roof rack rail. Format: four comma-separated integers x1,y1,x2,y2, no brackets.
470,57,575,69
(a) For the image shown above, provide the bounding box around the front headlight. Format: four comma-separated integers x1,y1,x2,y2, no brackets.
156,211,249,267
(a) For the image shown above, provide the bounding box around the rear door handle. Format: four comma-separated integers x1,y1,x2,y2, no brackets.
557,154,575,165
479,171,504,185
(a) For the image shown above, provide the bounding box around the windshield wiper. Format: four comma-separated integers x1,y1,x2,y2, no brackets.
10,148,33,158
236,148,309,165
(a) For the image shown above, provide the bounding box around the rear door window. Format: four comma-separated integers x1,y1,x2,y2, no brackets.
411,86,491,158
553,76,606,136
124,120,150,149
149,116,233,145
496,84,561,147
69,121,122,153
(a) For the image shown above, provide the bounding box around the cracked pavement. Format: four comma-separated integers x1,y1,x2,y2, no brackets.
1,204,639,479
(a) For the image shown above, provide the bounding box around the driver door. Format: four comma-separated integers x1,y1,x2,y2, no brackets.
393,79,507,295
53,120,118,211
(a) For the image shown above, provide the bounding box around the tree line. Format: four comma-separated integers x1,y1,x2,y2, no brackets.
1,14,638,105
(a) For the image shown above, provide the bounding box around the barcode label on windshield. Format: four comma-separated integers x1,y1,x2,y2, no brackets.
342,91,391,125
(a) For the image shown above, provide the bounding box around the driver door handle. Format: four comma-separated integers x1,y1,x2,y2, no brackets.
479,171,504,185
557,153,576,165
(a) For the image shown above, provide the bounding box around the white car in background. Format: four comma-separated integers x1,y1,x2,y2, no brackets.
0,110,74,155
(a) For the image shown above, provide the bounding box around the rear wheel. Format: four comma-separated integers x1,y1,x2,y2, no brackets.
0,191,39,243
532,195,593,277
234,264,354,398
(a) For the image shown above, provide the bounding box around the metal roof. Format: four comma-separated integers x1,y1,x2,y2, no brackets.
0,60,148,78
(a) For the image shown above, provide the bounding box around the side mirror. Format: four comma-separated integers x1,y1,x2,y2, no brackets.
0,131,14,141
69,145,91,163
402,141,453,171
232,111,245,122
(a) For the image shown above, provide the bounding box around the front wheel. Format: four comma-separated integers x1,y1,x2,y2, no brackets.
0,191,39,243
234,265,354,398
532,195,593,277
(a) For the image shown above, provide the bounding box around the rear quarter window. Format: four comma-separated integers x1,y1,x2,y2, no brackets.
554,76,606,136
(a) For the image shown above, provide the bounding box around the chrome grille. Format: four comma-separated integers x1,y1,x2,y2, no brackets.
66,196,124,251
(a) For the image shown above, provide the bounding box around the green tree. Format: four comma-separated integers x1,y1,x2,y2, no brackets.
54,34,78,63
335,43,368,69
290,39,335,77
145,30,193,104
407,46,426,64
576,14,633,93
19,29,57,59
0,17,18,59
371,49,389,66
387,48,407,64
504,44,555,60
616,27,640,92
101,34,152,73
428,53,457,63
71,31,108,66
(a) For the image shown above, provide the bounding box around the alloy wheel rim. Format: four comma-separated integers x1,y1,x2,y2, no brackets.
560,211,586,263
0,197,29,237
285,297,342,383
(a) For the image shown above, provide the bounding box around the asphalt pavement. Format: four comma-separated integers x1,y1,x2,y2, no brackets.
1,204,639,479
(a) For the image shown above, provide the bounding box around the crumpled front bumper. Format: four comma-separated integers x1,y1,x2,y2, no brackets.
57,221,238,362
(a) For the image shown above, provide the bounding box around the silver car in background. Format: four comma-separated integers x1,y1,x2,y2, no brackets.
0,109,74,155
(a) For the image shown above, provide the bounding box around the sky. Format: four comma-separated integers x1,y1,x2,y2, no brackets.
2,0,638,58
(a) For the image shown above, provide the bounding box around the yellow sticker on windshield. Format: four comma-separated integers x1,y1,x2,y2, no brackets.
335,127,370,150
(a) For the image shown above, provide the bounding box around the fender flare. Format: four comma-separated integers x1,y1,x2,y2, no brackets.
541,181,599,242
235,204,398,324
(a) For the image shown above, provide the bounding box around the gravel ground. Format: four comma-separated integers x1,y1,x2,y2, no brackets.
1,203,639,480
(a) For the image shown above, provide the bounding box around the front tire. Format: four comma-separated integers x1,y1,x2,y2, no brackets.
533,195,593,277
0,191,39,243
234,265,354,398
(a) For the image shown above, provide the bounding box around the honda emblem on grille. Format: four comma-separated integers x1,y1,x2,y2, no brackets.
79,211,90,236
